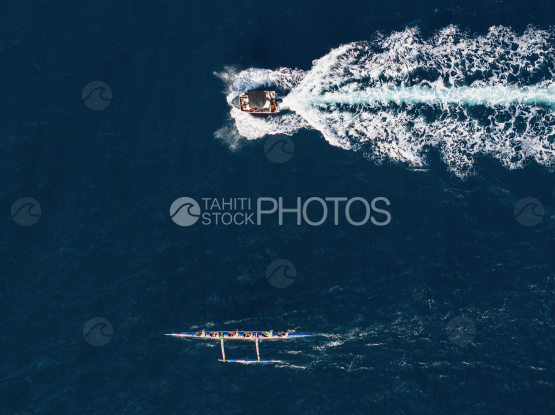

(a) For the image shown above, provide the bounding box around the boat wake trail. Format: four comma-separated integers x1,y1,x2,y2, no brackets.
216,26,555,177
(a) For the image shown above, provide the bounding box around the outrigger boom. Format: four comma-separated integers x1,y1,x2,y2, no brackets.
166,330,319,363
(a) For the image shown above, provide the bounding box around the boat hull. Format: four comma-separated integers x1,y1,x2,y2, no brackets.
166,331,318,340
234,90,281,114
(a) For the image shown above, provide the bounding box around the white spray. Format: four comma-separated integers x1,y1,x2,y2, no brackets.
216,25,555,177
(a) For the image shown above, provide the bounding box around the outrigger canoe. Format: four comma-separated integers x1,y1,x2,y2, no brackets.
166,330,319,363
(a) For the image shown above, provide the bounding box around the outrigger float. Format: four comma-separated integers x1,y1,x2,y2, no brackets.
166,330,318,363
232,89,283,114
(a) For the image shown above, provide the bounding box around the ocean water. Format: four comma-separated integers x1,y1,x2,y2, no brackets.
1,1,555,415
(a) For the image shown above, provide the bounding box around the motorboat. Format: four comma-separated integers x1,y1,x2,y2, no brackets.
232,89,282,114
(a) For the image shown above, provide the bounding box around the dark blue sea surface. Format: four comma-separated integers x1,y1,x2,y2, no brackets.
1,1,555,414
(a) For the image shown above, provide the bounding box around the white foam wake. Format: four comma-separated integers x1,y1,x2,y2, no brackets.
216,26,555,177
313,85,555,107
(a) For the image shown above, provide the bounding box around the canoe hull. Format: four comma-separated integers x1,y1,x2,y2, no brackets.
166,331,318,340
